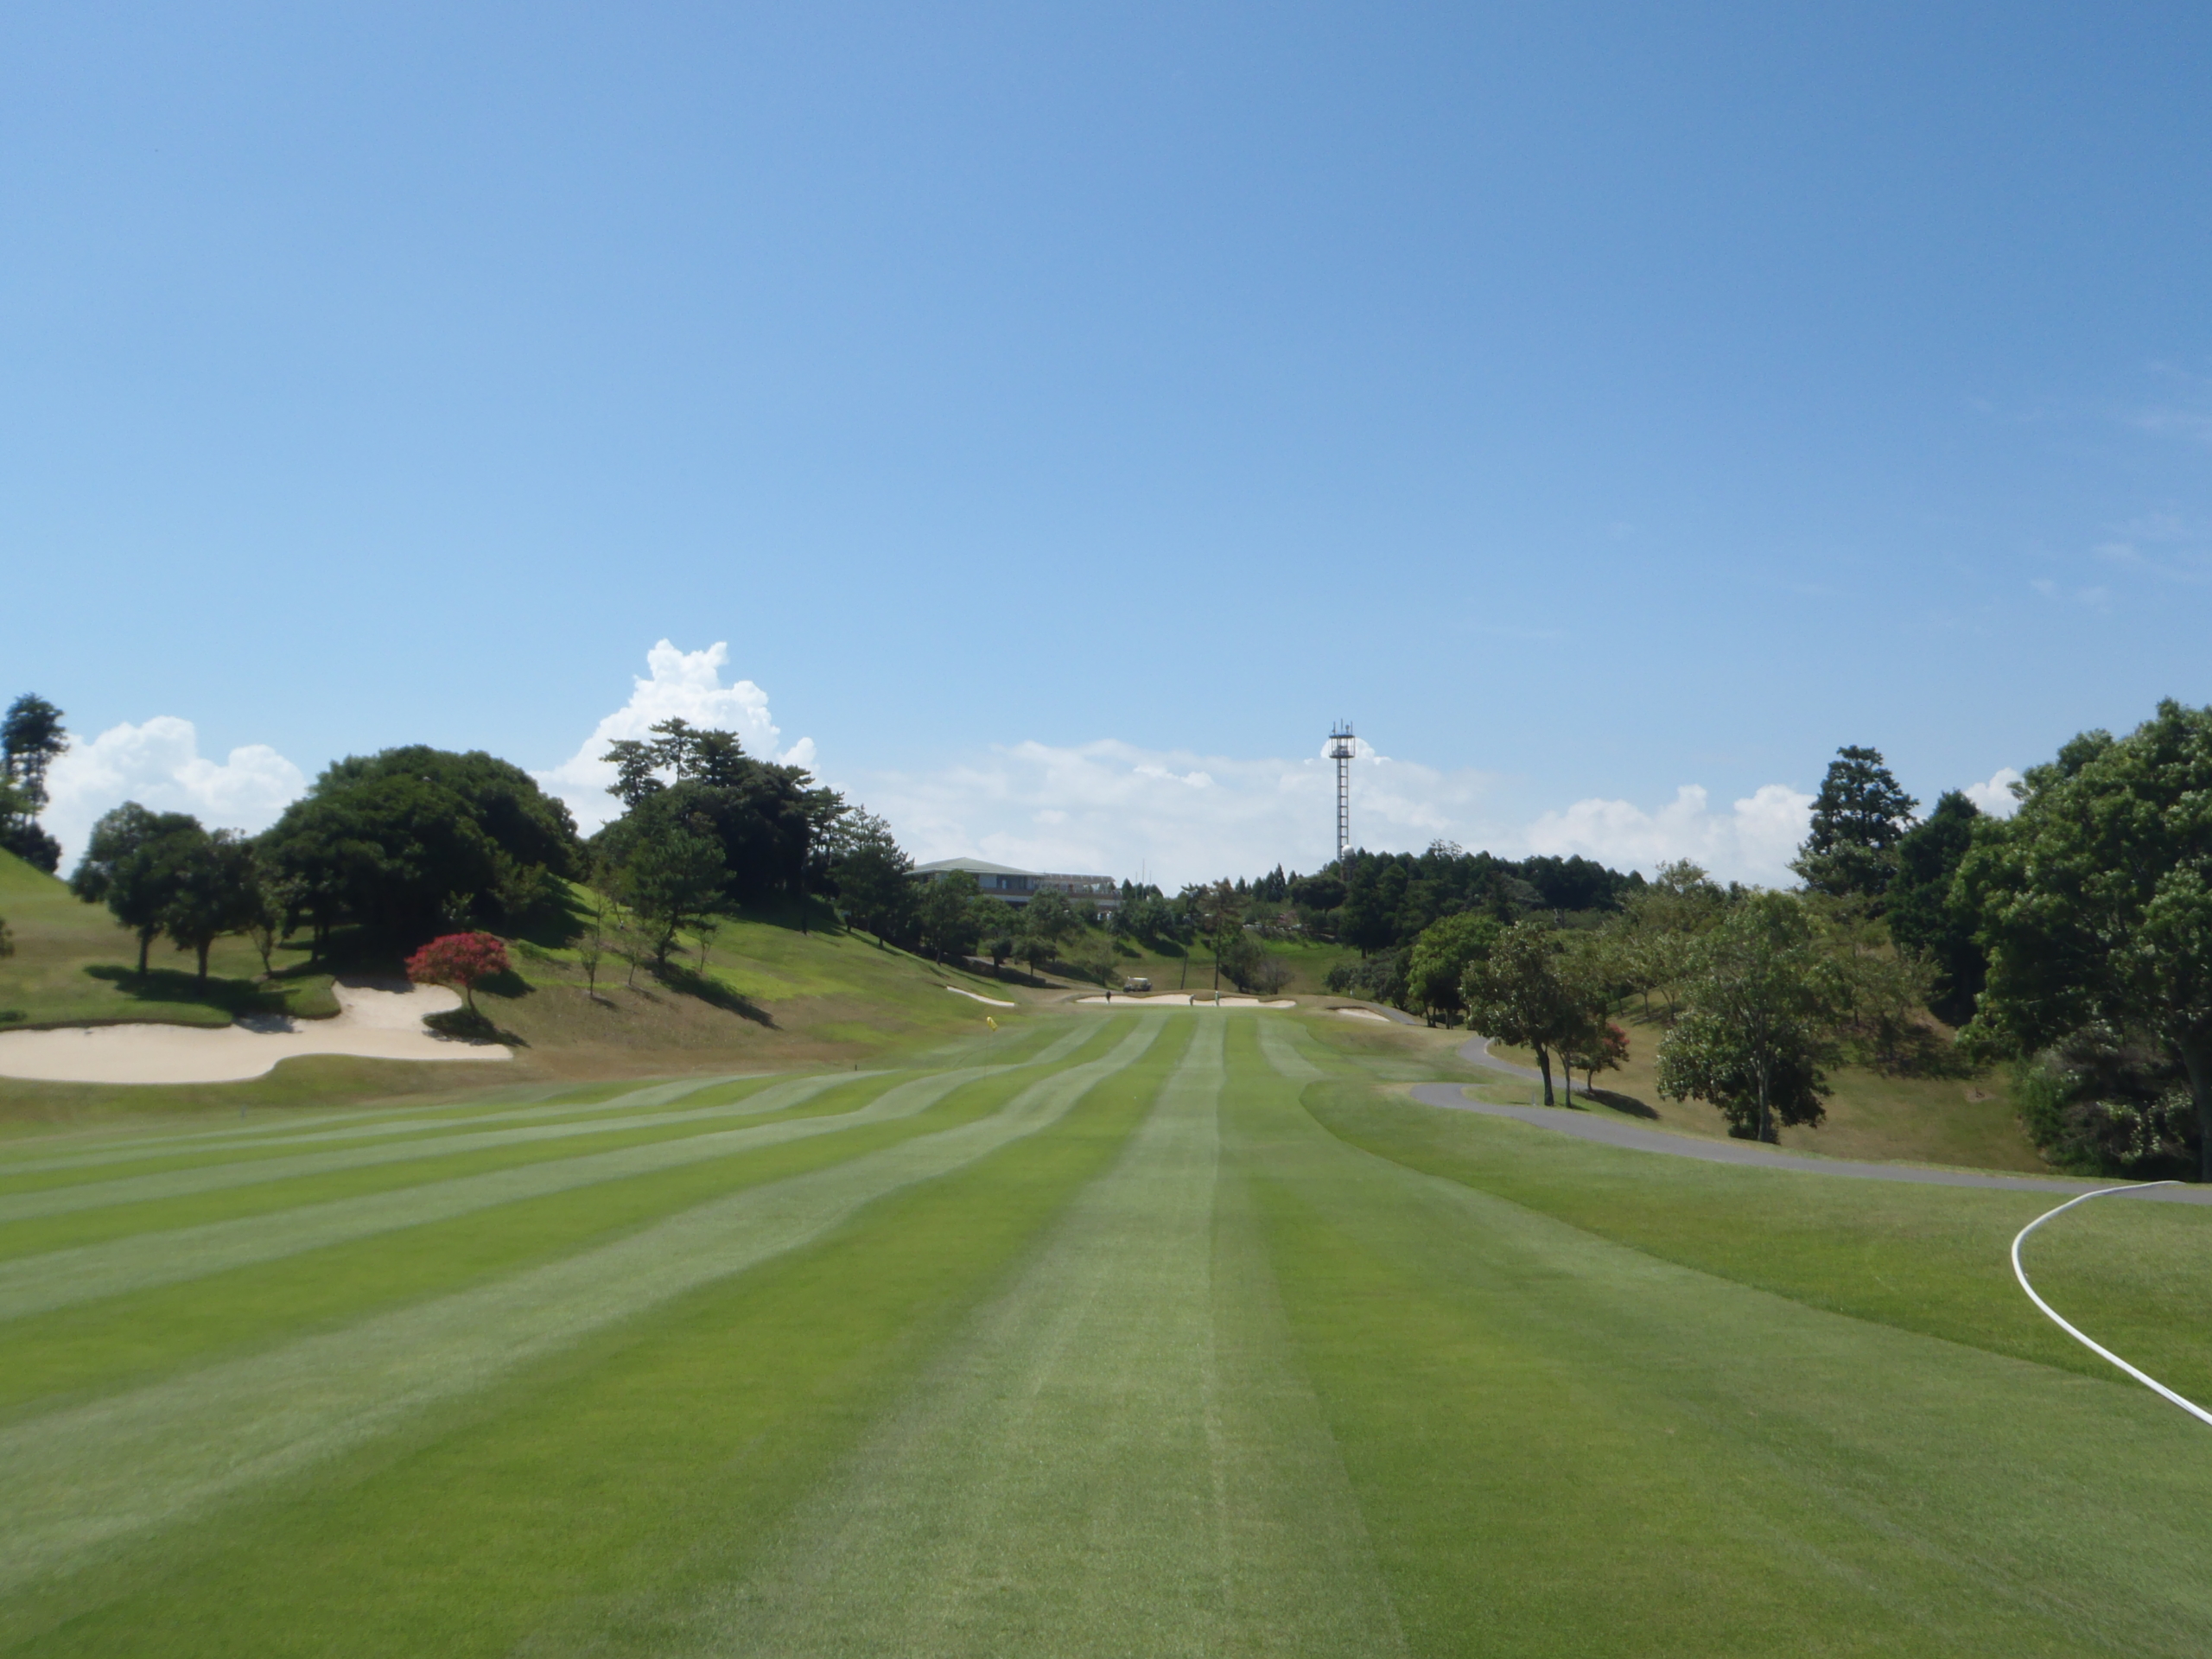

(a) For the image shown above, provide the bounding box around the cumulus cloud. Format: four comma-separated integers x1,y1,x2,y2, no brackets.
858,736,1506,890
1522,784,1815,889
857,736,1824,892
537,640,817,831
1962,766,2024,818
44,718,308,867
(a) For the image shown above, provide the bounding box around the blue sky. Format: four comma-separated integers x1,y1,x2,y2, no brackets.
6,3,2210,884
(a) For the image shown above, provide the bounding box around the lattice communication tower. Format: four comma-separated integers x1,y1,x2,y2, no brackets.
1328,722,1357,866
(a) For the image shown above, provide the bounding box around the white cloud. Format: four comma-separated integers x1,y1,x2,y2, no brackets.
1962,766,2024,818
44,718,308,868
1522,784,1814,889
859,734,1821,890
859,736,1504,890
537,640,817,831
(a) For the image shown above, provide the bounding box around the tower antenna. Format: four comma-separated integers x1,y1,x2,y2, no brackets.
1327,722,1356,867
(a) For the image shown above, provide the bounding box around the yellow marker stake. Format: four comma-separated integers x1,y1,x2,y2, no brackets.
985,1015,998,1030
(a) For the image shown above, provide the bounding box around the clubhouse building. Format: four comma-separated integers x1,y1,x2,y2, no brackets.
912,858,1121,917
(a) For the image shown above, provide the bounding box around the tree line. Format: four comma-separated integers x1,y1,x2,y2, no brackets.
0,700,931,995
1334,710,2212,1181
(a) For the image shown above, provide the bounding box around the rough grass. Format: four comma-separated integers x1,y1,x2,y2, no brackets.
5,1008,2211,1655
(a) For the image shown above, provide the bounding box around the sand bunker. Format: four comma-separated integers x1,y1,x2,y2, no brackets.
1073,993,1297,1008
944,986,1019,1007
0,980,513,1085
1331,1007,1392,1022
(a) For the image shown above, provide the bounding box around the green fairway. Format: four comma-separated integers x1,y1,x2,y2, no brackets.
4,1011,2210,1655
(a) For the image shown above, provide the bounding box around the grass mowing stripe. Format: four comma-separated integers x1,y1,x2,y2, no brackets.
0,1022,1108,1322
0,1014,1164,1597
0,1076,897,1215
0,1018,1082,1178
0,1076,769,1178
0,1062,1043,1323
683,1014,1402,1658
0,1080,642,1168
0,1038,1103,1263
1256,1013,1325,1081
1248,1077,2212,1656
0,1061,1077,1421
0,1021,1170,1656
0,1073,906,1263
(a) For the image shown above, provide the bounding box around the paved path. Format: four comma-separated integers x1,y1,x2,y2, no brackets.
1410,1036,2212,1205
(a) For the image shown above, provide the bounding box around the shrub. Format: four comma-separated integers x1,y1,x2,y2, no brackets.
404,931,512,1012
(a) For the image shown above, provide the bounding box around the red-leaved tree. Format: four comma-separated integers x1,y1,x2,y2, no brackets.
404,931,511,1012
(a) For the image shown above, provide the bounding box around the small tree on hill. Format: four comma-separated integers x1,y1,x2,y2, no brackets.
971,896,1020,971
1656,893,1840,1141
1461,920,1593,1105
1017,891,1077,983
1564,1020,1630,1099
621,822,726,968
71,803,207,974
575,893,610,1001
405,931,512,1013
162,830,263,988
918,870,982,964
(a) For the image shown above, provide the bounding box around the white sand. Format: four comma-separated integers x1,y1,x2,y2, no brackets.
1332,1007,1392,1022
0,980,513,1085
944,986,1018,1007
1073,993,1297,1008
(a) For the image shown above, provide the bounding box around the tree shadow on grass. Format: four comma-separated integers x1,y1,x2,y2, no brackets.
475,967,535,1001
84,965,292,1019
657,961,774,1027
1573,1086,1658,1120
423,1007,530,1046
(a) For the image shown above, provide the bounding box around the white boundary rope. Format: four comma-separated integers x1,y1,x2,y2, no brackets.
2011,1181,2212,1428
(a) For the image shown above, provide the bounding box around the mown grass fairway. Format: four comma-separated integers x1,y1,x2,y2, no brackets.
4,1011,2210,1655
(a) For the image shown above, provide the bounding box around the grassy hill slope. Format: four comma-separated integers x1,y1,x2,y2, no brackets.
0,875,1045,1133
0,850,334,1032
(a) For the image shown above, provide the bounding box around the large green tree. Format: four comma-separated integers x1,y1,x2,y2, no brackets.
595,723,843,915
261,747,580,939
1791,746,1918,901
1404,910,1500,1025
1885,790,1987,1026
70,803,207,973
1958,701,2212,1179
827,811,915,945
1,694,67,871
1656,893,1839,1142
